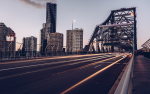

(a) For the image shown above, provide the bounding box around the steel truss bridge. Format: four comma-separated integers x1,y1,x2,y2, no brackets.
83,7,137,53
142,39,150,50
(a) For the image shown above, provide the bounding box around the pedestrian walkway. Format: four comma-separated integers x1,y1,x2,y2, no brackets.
133,55,150,94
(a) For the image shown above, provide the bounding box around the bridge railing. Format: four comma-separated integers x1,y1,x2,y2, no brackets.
114,54,134,94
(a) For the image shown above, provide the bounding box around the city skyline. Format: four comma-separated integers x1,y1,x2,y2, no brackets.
0,0,150,51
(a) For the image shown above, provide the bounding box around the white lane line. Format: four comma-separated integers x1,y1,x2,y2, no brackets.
33,60,45,62
103,62,113,63
69,63,78,65
0,55,116,72
94,64,102,68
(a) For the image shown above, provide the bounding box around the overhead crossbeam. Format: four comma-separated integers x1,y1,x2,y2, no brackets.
83,7,137,53
99,23,133,27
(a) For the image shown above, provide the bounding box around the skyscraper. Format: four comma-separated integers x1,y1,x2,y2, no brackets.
40,2,64,55
40,2,57,54
46,2,57,33
0,22,16,58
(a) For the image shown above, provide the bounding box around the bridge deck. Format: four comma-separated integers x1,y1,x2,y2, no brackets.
133,55,150,94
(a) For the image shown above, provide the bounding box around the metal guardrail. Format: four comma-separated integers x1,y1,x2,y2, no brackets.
114,55,134,94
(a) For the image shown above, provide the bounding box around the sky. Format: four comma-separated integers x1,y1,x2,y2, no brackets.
0,0,150,51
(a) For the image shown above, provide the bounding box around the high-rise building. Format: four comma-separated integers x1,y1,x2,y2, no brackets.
47,33,63,54
40,23,46,54
46,2,57,33
66,28,83,52
40,2,59,54
0,22,16,57
24,36,37,56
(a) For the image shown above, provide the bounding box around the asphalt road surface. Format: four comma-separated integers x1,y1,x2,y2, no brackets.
0,53,131,94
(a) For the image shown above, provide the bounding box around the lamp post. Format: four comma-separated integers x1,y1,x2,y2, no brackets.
72,20,75,55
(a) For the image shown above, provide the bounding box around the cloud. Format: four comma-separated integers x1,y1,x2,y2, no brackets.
36,0,57,4
18,0,57,9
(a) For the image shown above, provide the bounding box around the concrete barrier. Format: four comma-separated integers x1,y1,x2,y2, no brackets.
114,55,133,94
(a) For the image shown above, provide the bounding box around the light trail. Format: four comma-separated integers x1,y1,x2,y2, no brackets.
0,54,116,72
0,53,117,64
0,54,125,80
60,54,128,94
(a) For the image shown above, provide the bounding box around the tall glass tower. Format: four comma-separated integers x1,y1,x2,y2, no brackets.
46,2,57,33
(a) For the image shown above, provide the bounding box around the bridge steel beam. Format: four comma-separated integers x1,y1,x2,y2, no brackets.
83,7,137,53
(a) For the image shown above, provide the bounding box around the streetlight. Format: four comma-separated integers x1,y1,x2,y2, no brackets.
72,20,75,55
130,13,134,16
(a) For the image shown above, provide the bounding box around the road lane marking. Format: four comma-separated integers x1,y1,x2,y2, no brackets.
103,62,113,63
94,64,102,68
60,55,128,94
0,55,116,72
0,54,126,80
0,53,121,64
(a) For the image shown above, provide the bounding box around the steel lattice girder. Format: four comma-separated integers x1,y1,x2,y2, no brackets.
83,7,137,52
142,39,150,49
